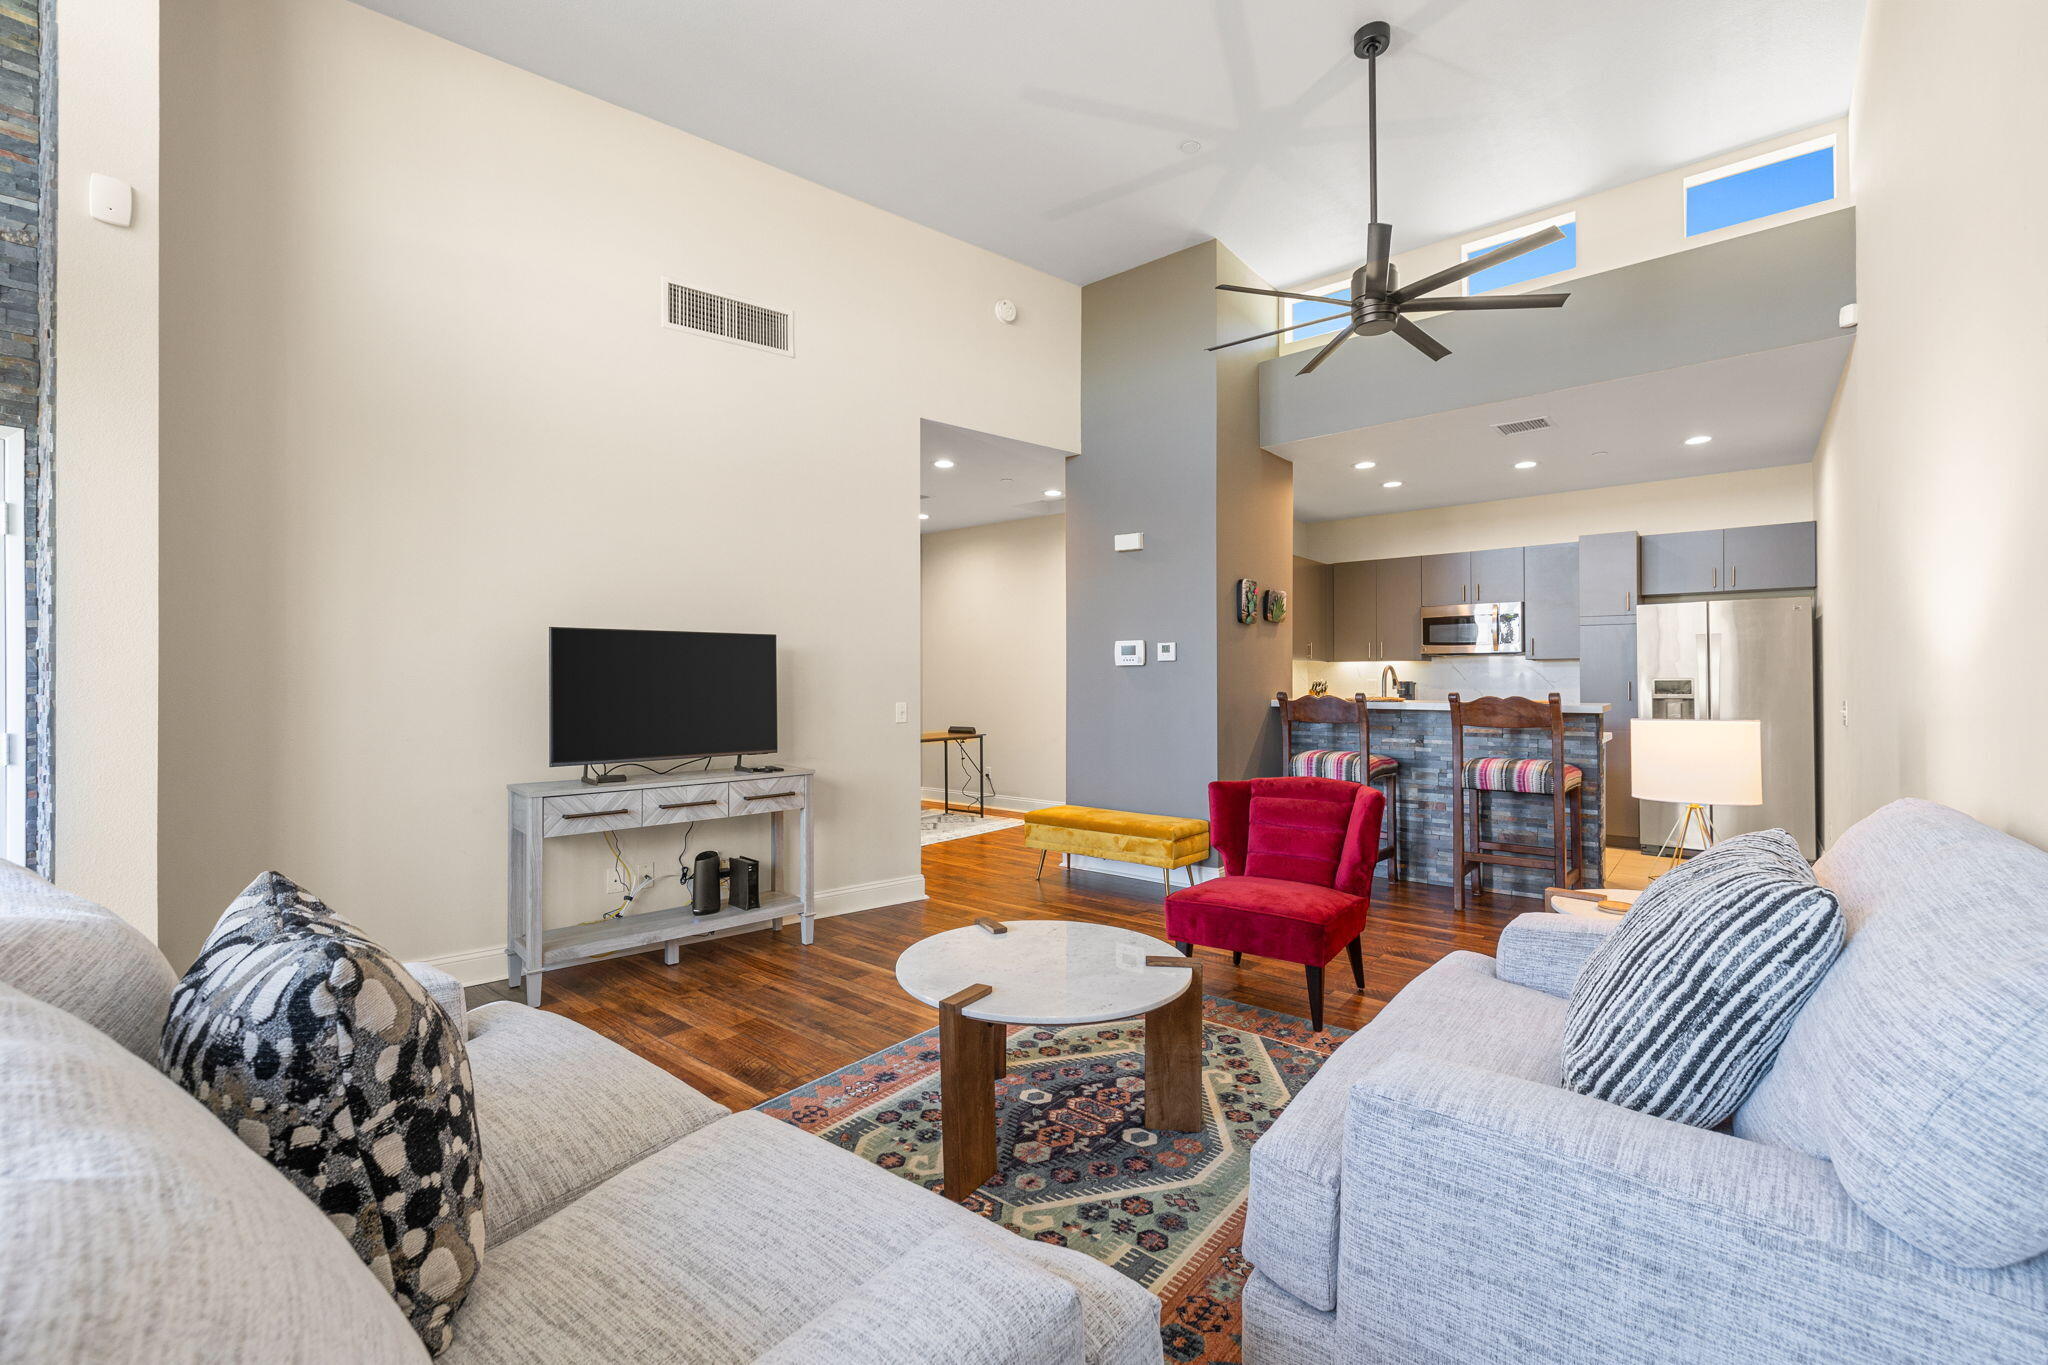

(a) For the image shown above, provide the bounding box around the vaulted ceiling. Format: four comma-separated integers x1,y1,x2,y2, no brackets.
352,0,1865,285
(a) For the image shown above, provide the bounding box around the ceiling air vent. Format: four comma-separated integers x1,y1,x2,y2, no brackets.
663,280,793,356
1492,416,1552,436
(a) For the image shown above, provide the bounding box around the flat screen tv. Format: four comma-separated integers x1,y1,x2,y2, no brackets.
549,627,777,769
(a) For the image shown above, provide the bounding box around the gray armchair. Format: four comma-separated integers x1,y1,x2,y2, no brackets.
1244,799,2048,1364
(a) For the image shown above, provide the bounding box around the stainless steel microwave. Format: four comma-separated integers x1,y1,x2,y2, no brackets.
1420,601,1524,656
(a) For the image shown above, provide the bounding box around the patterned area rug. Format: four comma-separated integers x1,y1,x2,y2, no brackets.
757,996,1349,1363
918,810,1024,845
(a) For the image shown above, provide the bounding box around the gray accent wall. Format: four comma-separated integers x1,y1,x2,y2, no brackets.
1068,240,1292,821
1260,208,1857,448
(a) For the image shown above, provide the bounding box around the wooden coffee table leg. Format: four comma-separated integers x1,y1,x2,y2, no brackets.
939,984,999,1202
1143,957,1204,1132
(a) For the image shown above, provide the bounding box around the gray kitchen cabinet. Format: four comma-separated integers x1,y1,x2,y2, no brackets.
1420,552,1469,607
1723,521,1816,591
1471,546,1525,603
1523,542,1579,660
1641,529,1726,596
1375,556,1422,658
1578,531,1640,621
1292,556,1336,660
1330,560,1378,661
1579,619,1639,841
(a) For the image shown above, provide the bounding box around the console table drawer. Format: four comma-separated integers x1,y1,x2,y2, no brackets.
642,786,729,826
730,777,807,814
541,791,643,837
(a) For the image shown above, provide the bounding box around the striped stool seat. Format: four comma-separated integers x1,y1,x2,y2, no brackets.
1462,756,1583,795
1291,749,1399,782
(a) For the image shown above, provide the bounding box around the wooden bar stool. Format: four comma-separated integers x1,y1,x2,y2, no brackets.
1447,692,1585,911
1276,691,1402,881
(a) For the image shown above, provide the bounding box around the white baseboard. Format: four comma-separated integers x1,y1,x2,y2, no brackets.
420,873,926,988
919,787,1062,815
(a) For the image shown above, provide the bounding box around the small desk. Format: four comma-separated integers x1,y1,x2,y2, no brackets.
921,731,988,818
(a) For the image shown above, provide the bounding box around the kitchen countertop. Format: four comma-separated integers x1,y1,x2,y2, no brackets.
1274,697,1611,714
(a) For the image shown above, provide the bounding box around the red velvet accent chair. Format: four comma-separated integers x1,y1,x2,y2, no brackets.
1163,776,1385,1033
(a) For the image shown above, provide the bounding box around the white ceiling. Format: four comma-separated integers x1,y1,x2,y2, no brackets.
1281,336,1853,521
920,420,1073,534
352,0,1865,285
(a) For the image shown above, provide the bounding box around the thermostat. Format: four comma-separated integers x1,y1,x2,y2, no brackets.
1114,532,1144,553
1155,642,1177,662
1114,640,1145,667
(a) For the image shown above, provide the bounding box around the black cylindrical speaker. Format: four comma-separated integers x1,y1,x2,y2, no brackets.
692,850,722,916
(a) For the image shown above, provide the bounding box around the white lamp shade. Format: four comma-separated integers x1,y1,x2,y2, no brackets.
1630,719,1763,806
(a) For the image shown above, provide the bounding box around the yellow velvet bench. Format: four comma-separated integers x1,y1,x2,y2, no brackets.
1023,805,1211,895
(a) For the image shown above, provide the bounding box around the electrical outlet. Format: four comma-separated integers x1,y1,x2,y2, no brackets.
895,701,909,723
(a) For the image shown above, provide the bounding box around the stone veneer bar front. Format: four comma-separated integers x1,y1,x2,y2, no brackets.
1284,699,1610,899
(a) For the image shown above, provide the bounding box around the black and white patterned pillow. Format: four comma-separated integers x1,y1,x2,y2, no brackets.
1563,829,1843,1128
161,872,485,1353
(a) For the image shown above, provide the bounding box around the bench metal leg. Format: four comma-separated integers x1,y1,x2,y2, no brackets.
1036,849,1048,880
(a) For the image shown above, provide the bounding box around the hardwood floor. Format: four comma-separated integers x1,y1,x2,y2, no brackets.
467,809,1609,1111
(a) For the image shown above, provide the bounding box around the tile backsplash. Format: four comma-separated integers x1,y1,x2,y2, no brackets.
1291,654,1582,704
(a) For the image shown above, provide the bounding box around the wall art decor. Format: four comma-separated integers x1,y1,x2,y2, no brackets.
1236,578,1259,624
1263,587,1288,623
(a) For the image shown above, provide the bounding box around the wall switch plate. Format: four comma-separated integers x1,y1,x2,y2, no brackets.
894,701,908,723
1114,532,1144,553
1114,640,1145,666
1155,642,1176,662
88,173,133,227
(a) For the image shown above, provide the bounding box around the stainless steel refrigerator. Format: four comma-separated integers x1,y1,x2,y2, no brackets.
1636,596,1817,857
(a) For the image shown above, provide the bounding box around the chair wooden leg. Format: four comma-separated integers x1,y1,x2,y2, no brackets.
1305,964,1325,1033
1450,785,1468,912
1553,784,1569,890
1389,772,1403,881
1231,950,1242,967
1345,935,1364,988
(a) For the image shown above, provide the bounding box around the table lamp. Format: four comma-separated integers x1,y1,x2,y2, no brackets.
1630,718,1763,870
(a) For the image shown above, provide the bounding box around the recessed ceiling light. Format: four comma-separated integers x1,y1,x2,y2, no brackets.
918,512,930,520
1179,139,1204,155
1353,460,1377,470
1683,435,1712,447
1514,460,1538,470
1043,489,1063,499
932,458,956,468
1382,480,1403,489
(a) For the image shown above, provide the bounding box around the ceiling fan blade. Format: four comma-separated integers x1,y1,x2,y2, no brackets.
1393,316,1450,362
1404,292,1570,311
1393,224,1565,303
1359,221,1394,296
1206,315,1349,352
1296,326,1356,376
1216,284,1353,307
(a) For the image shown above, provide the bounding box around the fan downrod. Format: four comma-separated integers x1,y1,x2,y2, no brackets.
1353,21,1391,60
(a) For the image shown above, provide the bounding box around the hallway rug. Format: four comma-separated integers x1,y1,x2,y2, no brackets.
919,810,1024,845
756,996,1350,1363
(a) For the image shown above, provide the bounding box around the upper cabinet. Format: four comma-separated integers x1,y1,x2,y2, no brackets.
1723,522,1816,591
1578,531,1640,621
1420,552,1468,607
1292,557,1336,661
1376,556,1423,659
1471,547,1525,603
1641,521,1816,595
1330,560,1377,662
1523,542,1578,660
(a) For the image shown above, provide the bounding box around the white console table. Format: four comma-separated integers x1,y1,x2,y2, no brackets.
506,766,814,1005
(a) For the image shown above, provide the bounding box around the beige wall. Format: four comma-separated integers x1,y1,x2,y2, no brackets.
1813,0,2048,846
1298,464,1814,564
919,517,1065,808
157,0,1079,971
54,0,160,935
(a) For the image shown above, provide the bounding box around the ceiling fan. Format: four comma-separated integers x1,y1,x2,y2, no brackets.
1212,21,1569,376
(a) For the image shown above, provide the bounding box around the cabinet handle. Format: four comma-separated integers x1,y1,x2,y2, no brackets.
564,808,630,820
1731,566,1738,588
1628,680,1635,701
1712,567,1718,590
743,791,799,801
658,799,719,811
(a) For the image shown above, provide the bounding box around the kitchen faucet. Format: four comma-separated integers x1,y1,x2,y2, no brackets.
1381,664,1401,698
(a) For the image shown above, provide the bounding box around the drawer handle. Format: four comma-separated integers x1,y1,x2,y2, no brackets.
658,800,720,811
742,791,799,801
564,808,630,820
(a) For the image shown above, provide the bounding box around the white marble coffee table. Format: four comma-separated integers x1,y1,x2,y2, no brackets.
895,919,1203,1202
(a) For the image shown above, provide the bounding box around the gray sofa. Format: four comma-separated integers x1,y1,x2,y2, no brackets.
1242,798,2048,1364
0,861,1160,1364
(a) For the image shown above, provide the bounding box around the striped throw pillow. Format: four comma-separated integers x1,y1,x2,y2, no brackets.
1562,829,1843,1128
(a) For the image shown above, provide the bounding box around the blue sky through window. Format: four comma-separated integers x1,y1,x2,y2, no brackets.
1686,144,1835,236
1462,220,1576,294
1287,288,1351,340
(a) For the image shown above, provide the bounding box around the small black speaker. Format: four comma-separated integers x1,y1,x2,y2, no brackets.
692,850,723,916
728,855,760,911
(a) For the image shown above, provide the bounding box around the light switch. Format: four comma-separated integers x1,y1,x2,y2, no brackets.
894,701,908,723
88,174,133,227
1155,642,1176,662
